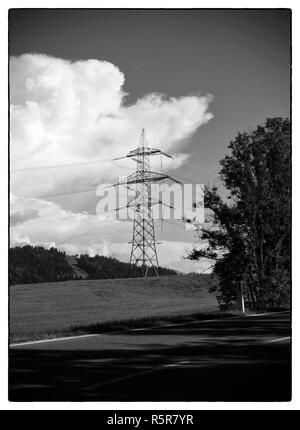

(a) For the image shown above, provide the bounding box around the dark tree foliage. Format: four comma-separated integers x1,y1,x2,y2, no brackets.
189,118,291,310
9,245,74,285
9,245,178,285
76,254,178,279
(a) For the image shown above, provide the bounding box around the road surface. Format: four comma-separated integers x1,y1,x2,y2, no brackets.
9,311,291,401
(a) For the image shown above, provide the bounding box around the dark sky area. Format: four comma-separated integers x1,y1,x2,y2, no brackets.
9,9,291,187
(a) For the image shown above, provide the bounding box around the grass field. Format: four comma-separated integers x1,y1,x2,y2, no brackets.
10,274,219,342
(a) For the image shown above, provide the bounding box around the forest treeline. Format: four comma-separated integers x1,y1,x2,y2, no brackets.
9,245,178,285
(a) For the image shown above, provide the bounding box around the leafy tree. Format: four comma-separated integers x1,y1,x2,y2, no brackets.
189,118,291,310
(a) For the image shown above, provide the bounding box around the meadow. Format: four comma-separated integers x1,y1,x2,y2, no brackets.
10,274,219,342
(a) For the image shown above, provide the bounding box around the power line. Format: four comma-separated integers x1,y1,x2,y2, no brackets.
171,172,201,184
11,156,128,172
11,146,173,173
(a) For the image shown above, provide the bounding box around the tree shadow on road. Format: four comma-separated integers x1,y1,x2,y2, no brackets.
9,334,291,401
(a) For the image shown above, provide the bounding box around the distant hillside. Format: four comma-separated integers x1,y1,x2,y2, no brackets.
9,246,74,285
65,255,89,280
9,245,178,285
76,254,178,280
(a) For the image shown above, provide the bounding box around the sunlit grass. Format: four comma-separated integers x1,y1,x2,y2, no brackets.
10,274,219,343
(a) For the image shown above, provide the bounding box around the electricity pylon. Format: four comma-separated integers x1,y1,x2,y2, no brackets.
114,129,180,277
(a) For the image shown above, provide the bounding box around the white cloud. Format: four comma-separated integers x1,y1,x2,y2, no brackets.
10,194,212,273
10,54,214,272
10,53,213,198
10,194,128,254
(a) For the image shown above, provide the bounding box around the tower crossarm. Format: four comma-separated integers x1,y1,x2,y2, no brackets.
116,171,181,186
126,147,173,160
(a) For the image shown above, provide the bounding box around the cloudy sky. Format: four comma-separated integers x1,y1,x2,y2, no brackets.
9,9,290,273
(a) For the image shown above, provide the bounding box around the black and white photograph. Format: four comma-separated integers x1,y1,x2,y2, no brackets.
8,8,291,403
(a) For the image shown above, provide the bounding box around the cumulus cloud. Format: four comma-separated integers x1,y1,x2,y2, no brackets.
10,53,213,198
10,53,214,272
10,193,128,254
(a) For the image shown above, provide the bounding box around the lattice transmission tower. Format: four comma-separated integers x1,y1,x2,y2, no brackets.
114,129,180,277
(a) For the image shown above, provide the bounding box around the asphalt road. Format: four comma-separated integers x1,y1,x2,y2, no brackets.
9,311,291,401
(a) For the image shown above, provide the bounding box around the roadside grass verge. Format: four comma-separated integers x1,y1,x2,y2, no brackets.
10,310,244,344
